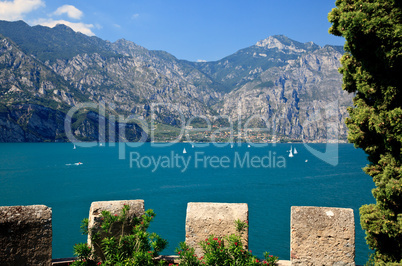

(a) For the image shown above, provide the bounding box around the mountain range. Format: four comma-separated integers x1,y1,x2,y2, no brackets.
0,20,352,142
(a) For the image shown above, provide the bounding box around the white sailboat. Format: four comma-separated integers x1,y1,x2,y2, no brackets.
294,147,298,154
183,148,187,154
73,144,76,149
289,146,294,157
231,144,234,148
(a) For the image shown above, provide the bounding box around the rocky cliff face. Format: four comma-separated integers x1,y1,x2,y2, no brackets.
0,35,143,142
218,42,351,140
0,36,74,106
45,44,221,122
0,21,352,142
0,104,66,142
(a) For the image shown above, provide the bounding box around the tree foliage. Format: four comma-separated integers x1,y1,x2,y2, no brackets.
329,0,402,263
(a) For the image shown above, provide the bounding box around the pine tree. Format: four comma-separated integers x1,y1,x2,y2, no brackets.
328,0,402,263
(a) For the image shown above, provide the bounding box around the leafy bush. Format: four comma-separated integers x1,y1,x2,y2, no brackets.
72,205,168,266
175,219,279,266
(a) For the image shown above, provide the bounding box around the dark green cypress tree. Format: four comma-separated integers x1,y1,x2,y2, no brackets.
328,0,402,263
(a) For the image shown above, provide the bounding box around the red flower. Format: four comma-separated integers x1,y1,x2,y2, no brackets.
235,242,238,246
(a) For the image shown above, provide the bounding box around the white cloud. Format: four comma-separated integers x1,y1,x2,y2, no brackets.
0,0,45,20
0,1,96,37
33,18,95,36
53,5,83,20
131,13,139,19
197,59,207,63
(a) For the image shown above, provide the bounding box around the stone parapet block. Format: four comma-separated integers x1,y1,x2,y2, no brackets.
291,206,355,266
0,205,52,266
185,202,248,256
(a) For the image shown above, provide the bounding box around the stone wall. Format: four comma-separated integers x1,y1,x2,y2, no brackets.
185,202,249,256
0,201,358,265
0,205,52,266
290,206,355,266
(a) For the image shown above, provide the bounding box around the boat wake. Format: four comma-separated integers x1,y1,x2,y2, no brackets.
65,162,83,166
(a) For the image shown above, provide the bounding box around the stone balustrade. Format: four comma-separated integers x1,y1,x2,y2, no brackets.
0,201,355,265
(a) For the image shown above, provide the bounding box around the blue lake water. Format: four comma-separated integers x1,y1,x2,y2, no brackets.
0,143,374,264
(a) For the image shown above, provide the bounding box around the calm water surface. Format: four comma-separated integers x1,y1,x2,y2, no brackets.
0,143,374,264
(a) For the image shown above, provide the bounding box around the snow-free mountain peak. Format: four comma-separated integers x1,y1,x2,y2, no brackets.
255,35,320,52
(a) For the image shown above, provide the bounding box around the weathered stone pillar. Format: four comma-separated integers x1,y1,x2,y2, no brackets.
185,202,249,256
0,205,52,266
290,206,355,266
87,200,145,260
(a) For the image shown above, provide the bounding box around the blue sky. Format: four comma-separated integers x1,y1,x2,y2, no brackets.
0,0,345,62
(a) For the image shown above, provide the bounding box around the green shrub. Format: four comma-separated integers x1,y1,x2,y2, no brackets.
72,205,168,266
175,219,279,266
